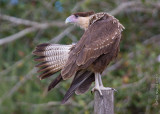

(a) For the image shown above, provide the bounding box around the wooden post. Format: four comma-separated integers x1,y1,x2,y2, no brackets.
94,90,114,114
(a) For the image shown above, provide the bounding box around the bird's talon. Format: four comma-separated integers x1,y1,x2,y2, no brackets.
91,87,103,96
112,88,117,92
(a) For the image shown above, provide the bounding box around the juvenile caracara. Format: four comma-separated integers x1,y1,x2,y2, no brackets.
33,11,124,103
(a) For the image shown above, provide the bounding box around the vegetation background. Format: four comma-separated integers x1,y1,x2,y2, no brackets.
0,0,160,114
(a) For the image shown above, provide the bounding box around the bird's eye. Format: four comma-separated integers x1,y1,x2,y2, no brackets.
75,15,79,18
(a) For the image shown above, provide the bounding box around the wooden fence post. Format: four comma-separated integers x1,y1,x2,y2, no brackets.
94,90,114,114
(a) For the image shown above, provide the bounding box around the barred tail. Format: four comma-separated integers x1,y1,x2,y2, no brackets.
33,43,73,80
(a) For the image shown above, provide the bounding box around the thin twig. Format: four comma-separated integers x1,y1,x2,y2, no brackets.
109,1,142,15
143,34,160,45
109,1,160,15
0,27,36,45
67,33,78,42
51,26,75,43
17,100,80,108
117,75,149,89
71,0,86,12
102,60,123,75
0,14,65,28
41,0,56,12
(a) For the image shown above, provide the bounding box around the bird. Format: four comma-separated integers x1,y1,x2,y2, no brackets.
33,11,125,103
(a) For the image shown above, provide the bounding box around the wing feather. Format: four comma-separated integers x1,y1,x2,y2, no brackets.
75,73,95,95
62,71,92,103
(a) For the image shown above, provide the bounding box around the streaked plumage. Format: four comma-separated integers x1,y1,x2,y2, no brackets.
33,12,124,103
33,43,74,79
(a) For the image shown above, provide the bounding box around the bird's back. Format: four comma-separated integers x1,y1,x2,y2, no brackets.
61,13,124,79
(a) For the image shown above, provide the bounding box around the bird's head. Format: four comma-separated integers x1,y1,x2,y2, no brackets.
65,11,95,30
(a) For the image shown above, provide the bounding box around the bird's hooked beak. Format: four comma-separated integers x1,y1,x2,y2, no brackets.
65,15,77,24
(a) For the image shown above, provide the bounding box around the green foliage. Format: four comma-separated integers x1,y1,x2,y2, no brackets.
0,0,160,114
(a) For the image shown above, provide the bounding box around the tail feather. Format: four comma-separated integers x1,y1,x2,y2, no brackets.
34,55,68,62
40,72,54,79
48,74,63,91
62,71,92,104
36,43,72,51
75,73,95,95
37,60,66,72
35,60,66,67
39,66,61,78
35,61,48,67
33,43,73,79
33,49,70,56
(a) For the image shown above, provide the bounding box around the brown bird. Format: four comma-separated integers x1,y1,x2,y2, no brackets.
33,11,125,103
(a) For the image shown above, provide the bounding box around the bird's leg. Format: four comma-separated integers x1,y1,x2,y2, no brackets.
98,73,117,91
91,73,103,95
92,73,117,95
98,73,104,87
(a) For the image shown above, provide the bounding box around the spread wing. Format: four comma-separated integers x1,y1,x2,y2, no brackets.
61,17,123,80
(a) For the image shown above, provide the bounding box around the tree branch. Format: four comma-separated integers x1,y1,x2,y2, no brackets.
0,27,36,45
51,26,75,43
109,1,142,15
17,100,80,108
0,14,65,28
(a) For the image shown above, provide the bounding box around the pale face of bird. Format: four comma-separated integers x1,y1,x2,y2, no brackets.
65,11,95,30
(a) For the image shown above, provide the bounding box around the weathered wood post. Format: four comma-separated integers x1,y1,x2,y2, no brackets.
94,90,114,114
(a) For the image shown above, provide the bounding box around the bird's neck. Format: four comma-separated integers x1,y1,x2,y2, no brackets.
77,13,107,30
77,16,91,30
